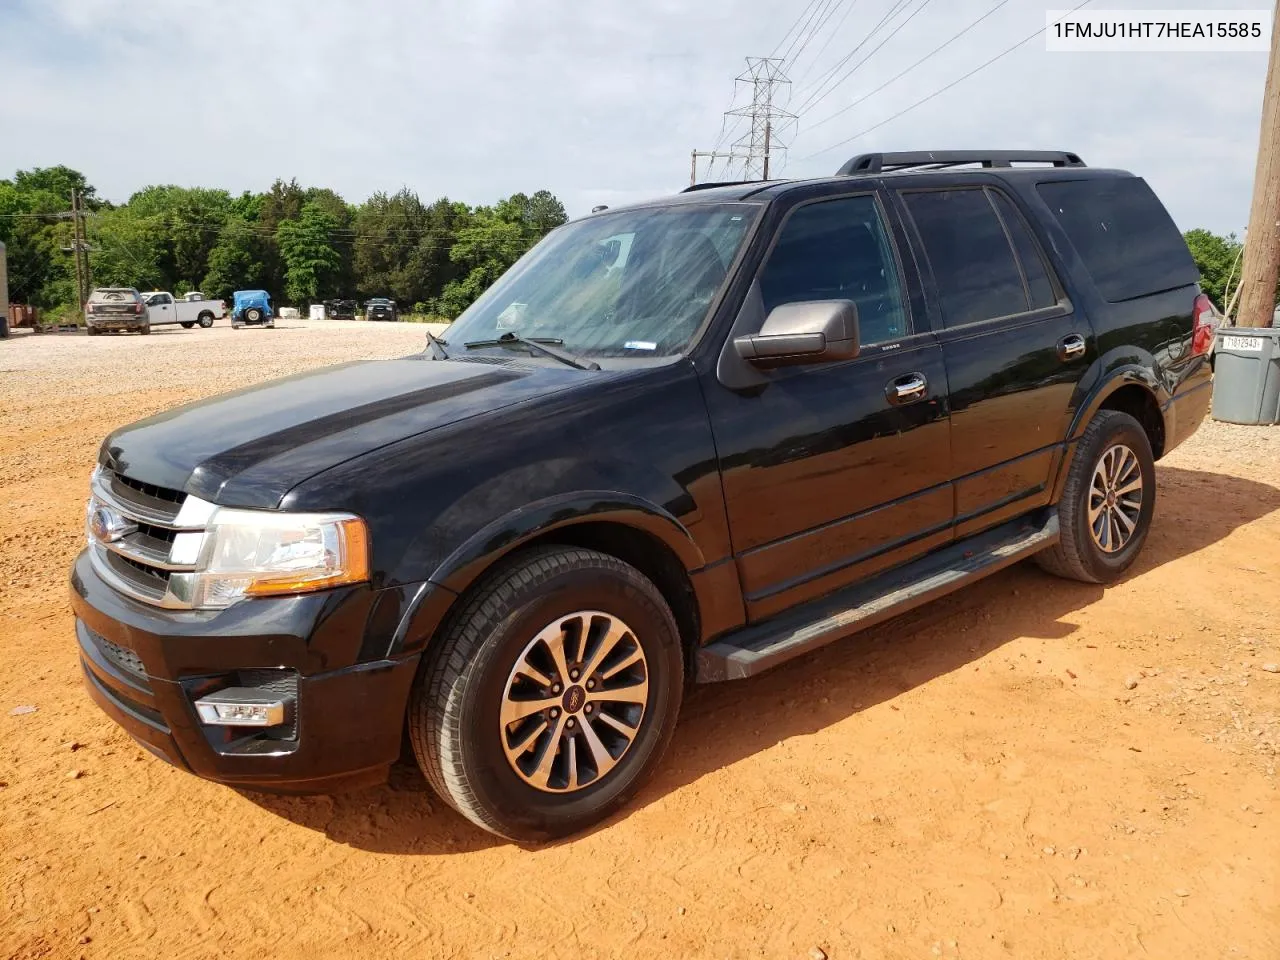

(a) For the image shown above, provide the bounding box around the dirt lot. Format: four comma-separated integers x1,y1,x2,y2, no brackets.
1,319,1277,960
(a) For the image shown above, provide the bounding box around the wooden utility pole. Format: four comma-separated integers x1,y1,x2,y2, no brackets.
763,121,772,180
70,189,84,309
1236,1,1280,328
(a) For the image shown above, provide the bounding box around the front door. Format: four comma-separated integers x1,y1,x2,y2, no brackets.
893,183,1095,537
703,190,954,622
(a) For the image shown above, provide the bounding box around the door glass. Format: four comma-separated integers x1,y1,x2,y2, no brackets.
759,195,908,345
903,189,1028,328
990,191,1057,310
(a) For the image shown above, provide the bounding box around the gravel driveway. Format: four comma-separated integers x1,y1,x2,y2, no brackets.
1,322,1277,960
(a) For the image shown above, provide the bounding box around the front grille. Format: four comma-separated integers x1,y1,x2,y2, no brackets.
88,467,211,608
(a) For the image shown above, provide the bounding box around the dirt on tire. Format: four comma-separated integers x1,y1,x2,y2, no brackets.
1,321,1277,959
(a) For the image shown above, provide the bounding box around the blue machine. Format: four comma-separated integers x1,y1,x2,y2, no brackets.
231,290,274,328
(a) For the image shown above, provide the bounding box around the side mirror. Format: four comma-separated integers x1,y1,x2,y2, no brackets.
733,300,860,368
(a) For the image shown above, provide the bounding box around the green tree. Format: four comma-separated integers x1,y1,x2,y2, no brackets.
1184,228,1243,309
201,218,268,300
276,201,342,303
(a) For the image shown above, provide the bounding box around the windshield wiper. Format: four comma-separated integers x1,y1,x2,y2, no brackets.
464,332,600,371
425,329,449,360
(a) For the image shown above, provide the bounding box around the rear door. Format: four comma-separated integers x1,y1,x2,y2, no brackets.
703,186,953,621
894,182,1094,537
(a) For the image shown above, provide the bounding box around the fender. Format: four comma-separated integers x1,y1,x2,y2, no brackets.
1049,362,1166,503
428,490,707,595
386,492,709,658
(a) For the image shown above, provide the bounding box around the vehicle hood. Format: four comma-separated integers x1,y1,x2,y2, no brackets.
99,356,587,508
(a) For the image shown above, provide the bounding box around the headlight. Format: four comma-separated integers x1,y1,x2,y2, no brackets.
187,509,370,609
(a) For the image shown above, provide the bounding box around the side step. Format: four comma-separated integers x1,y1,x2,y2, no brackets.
695,511,1060,683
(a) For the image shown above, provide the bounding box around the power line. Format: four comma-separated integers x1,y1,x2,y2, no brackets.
790,0,916,116
786,0,845,77
796,0,1094,163
771,0,828,59
789,0,863,91
793,0,935,122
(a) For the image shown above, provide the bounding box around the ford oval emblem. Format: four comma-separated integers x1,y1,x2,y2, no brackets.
90,504,137,543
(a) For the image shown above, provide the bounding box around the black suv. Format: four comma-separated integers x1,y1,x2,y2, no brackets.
366,298,398,321
71,151,1214,841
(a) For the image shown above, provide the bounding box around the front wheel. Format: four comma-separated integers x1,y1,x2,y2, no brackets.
1036,410,1155,583
409,546,684,842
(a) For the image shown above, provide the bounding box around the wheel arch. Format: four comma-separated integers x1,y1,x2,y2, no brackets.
397,494,708,663
1051,368,1166,503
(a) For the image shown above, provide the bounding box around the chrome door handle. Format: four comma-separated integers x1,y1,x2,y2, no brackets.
889,373,928,404
1059,333,1086,360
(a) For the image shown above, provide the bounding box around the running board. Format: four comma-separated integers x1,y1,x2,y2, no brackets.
695,511,1060,683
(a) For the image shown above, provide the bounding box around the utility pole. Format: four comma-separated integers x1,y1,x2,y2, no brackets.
70,189,84,309
1236,1,1280,328
691,57,795,185
689,150,752,185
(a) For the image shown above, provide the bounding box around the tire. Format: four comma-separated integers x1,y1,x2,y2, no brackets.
87,326,99,337
198,313,214,329
266,320,275,328
139,323,151,336
181,321,195,329
409,546,684,842
1036,410,1155,584
245,307,263,323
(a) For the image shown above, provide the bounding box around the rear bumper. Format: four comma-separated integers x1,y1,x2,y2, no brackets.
1162,374,1212,457
70,550,420,793
87,317,146,329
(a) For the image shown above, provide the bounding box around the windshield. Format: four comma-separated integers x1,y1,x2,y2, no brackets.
444,202,758,359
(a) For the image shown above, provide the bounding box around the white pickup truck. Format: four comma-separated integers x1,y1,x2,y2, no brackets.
141,291,225,329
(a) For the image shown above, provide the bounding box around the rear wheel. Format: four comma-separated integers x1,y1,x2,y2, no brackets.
139,323,151,336
409,546,684,842
87,326,99,337
180,321,195,329
1036,410,1155,583
245,307,263,323
198,312,214,328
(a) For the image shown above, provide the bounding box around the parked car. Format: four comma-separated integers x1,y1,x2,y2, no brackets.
326,298,358,320
85,287,149,335
71,150,1212,842
141,291,225,329
230,290,274,329
366,298,398,321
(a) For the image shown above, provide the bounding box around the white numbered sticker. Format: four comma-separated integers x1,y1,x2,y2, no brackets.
1222,335,1264,352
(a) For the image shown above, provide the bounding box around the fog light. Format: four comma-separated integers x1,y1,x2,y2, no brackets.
194,688,291,727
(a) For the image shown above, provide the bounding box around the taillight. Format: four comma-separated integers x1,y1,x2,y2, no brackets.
1191,294,1216,357
134,302,144,314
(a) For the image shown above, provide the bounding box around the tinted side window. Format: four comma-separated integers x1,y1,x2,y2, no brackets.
759,195,908,345
990,191,1057,310
1036,177,1198,302
903,189,1026,328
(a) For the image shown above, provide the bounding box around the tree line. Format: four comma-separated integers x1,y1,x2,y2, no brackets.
0,165,1259,322
0,165,567,320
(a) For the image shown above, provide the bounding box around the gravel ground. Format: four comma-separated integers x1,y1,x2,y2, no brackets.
1,323,1278,960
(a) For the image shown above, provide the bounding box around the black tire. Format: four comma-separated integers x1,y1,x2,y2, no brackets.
87,326,99,337
139,323,151,336
198,313,214,328
181,321,195,329
409,546,684,842
245,307,262,323
1036,410,1155,584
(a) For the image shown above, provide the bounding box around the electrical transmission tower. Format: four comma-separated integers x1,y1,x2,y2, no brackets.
692,57,794,185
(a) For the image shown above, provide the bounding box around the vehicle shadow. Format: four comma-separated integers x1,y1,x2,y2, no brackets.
245,465,1280,852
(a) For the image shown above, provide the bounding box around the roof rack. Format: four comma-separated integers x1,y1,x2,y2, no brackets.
681,180,759,193
836,151,1086,176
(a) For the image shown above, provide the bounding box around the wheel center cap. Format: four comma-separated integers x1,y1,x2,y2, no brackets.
562,685,586,714
1106,490,1117,507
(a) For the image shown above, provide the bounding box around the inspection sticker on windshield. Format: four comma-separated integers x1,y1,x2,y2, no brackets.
624,341,657,351
1222,335,1264,352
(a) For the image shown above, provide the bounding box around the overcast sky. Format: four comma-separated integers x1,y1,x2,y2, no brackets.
0,0,1267,234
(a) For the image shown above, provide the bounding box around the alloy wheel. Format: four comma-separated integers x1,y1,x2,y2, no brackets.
1088,443,1144,553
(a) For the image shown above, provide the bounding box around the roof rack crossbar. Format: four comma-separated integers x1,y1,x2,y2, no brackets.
836,151,1086,176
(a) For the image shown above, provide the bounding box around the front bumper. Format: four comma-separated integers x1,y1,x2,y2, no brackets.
70,550,421,793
